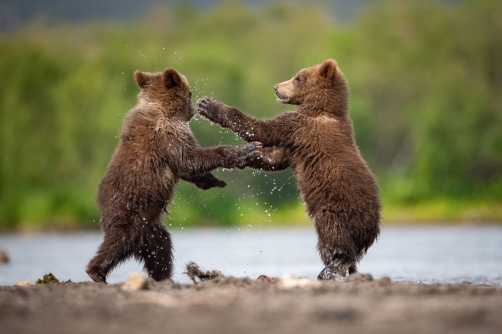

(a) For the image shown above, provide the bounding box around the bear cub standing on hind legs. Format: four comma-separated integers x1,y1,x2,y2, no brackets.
197,59,381,281
86,68,261,283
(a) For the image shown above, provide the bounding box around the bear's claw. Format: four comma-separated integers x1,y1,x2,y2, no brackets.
245,141,263,157
233,141,262,169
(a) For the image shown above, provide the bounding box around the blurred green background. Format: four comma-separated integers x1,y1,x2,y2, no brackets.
0,0,501,231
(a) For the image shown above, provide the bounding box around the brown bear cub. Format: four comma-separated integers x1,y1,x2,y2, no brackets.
197,59,380,280
86,68,261,283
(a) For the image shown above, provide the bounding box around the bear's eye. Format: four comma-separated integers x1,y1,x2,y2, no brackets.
295,76,301,83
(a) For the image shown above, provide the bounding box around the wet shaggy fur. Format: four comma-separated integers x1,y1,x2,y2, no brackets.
86,68,260,283
197,59,381,280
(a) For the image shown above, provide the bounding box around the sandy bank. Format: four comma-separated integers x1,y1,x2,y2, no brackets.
1,272,501,334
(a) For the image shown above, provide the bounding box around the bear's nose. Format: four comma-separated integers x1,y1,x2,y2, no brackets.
273,84,278,91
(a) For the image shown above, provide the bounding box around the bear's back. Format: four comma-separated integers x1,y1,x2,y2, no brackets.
97,104,192,215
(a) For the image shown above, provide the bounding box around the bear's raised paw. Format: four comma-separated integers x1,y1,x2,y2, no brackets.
196,97,231,125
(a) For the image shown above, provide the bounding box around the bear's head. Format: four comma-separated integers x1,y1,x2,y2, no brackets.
274,59,348,113
134,68,194,121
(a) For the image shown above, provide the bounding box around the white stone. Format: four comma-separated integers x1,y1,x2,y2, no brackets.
277,273,321,290
121,272,149,291
13,280,32,287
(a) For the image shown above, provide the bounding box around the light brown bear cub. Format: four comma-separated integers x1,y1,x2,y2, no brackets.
86,68,261,283
197,59,380,280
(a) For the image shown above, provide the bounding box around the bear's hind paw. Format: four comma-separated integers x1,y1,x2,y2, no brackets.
317,262,348,281
86,267,107,284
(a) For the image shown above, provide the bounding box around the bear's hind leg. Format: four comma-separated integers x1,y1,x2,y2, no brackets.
86,227,140,283
315,216,361,281
139,222,173,281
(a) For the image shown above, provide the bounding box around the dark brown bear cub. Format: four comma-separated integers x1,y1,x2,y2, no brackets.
86,68,261,283
197,59,380,281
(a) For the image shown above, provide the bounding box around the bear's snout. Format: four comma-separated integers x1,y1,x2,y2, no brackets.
274,83,290,103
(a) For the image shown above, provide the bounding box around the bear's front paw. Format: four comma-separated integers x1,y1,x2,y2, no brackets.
244,141,263,158
235,142,262,168
196,97,229,125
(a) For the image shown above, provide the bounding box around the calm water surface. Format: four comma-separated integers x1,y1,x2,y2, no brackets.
1,226,501,286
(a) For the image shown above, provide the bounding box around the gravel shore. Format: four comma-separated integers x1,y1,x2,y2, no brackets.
1,271,501,334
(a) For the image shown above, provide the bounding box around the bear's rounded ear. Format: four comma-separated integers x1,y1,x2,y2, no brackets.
319,59,338,80
134,70,150,88
163,68,182,89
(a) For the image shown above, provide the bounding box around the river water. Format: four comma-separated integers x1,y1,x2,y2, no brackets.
1,226,501,286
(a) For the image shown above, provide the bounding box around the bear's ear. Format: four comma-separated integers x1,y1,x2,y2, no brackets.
162,68,182,89
319,59,338,80
134,70,151,89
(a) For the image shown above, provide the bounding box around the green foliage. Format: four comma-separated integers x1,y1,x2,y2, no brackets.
0,0,501,230
353,0,502,203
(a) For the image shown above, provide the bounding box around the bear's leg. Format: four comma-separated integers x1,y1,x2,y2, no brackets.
315,222,358,281
139,222,173,281
86,227,140,283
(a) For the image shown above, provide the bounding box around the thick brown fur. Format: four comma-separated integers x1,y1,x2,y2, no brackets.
197,59,380,280
86,68,261,283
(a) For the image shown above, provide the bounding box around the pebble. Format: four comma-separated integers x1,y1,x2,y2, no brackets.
13,280,32,287
121,272,149,291
0,250,9,264
277,273,321,290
